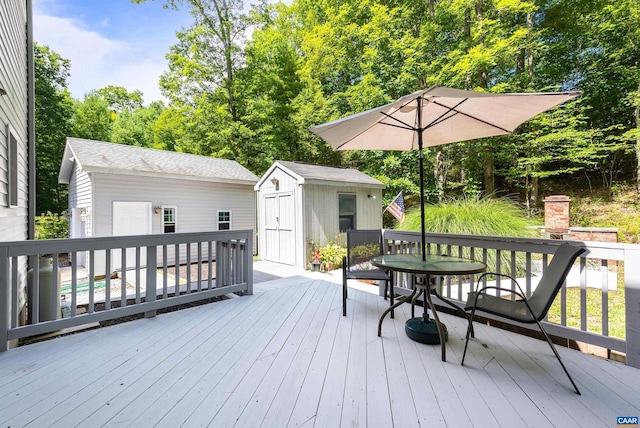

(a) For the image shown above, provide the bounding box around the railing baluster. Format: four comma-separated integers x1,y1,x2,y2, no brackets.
174,243,179,296
601,259,609,336
135,246,141,304
52,254,59,319
105,249,111,310
197,242,203,292
163,245,168,298
580,257,587,331
120,248,127,307
207,241,213,290
12,256,19,328
71,252,77,317
89,250,95,314
510,250,517,301
525,252,532,297
495,249,501,297
186,243,191,293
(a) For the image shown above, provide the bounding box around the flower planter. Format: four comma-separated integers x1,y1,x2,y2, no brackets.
310,261,321,272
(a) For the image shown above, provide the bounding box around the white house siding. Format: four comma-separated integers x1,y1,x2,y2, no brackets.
303,184,383,251
0,0,29,241
0,0,29,339
68,164,93,232
86,173,255,273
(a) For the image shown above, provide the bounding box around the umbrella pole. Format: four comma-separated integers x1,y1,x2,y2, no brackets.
417,97,426,261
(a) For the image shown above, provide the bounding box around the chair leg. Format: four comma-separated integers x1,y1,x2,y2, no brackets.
534,317,581,395
389,277,394,319
461,305,477,366
342,258,347,317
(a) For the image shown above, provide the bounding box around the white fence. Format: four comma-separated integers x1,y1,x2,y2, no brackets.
1,230,253,351
383,230,640,368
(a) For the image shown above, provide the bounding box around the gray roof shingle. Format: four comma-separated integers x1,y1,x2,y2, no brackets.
63,138,259,184
277,160,383,186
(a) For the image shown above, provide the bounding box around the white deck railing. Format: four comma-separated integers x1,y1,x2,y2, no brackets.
382,230,640,368
0,230,253,351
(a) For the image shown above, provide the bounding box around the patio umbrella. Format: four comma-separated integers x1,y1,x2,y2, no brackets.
310,85,580,260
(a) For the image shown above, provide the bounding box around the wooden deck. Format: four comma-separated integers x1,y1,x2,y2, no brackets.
1,264,639,427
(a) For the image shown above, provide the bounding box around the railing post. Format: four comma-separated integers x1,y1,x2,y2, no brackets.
245,234,253,296
624,247,640,367
1,246,9,351
145,245,157,318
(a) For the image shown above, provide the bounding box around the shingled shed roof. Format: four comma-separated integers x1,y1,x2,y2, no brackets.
59,138,259,185
256,160,384,189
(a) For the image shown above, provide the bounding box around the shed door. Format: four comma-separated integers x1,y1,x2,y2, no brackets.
264,192,295,265
112,201,152,271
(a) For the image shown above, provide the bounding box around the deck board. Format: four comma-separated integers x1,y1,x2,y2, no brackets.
1,268,639,428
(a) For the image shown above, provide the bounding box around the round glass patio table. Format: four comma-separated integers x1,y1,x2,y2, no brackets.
372,253,486,362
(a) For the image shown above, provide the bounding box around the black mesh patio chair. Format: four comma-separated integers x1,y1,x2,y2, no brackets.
462,242,586,395
342,229,393,316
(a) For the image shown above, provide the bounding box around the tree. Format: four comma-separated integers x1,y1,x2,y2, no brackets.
34,43,74,214
71,93,113,141
110,101,165,146
96,85,144,112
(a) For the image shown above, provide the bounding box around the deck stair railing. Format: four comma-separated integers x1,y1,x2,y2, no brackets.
382,230,640,368
1,230,253,351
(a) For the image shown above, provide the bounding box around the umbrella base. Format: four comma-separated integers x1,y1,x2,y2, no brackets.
405,317,448,345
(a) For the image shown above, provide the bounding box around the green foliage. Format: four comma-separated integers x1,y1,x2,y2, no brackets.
72,93,113,141
35,212,68,240
570,185,640,244
349,243,379,265
95,85,144,112
398,195,539,238
398,195,539,273
318,243,347,270
34,43,74,214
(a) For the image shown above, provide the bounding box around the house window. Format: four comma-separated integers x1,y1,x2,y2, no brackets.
338,194,356,232
218,210,231,230
163,207,176,233
8,130,18,207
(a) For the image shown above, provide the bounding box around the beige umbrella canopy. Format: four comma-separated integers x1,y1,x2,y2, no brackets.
310,85,580,259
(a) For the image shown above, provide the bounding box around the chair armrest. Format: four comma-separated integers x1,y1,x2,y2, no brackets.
472,285,527,302
475,272,526,297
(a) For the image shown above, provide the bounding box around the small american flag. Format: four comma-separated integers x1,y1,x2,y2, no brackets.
385,191,405,222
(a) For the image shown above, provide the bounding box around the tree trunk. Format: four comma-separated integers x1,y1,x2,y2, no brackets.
483,155,495,196
636,87,640,200
464,7,471,89
527,13,534,79
531,175,539,211
435,147,445,202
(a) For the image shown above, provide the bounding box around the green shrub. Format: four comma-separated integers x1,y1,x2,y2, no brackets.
319,243,347,271
35,212,68,240
398,195,539,275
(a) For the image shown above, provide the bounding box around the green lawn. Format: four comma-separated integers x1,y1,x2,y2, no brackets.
547,285,626,339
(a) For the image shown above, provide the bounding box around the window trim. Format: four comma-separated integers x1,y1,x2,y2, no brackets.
217,210,232,231
162,206,177,233
338,193,357,232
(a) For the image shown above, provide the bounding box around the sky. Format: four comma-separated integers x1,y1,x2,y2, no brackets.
33,0,195,104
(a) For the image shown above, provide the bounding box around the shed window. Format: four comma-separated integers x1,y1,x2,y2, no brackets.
163,207,176,233
339,194,356,232
218,210,231,230
8,131,18,207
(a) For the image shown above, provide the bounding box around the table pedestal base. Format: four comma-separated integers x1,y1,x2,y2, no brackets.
405,317,448,345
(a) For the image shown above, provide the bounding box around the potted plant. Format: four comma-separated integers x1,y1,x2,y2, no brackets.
310,249,322,272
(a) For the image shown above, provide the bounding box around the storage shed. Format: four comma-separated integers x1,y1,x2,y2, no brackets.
59,138,259,276
255,161,385,268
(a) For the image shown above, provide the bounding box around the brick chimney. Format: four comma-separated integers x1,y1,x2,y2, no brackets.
544,195,570,233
